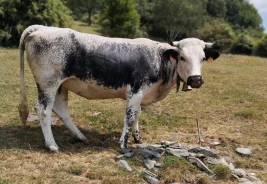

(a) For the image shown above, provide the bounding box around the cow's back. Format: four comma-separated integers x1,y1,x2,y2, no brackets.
24,28,175,101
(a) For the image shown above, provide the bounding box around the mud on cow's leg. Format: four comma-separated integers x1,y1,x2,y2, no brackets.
35,84,59,153
53,86,88,144
120,90,144,153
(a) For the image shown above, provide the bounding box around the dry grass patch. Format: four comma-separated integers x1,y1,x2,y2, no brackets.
1,25,267,183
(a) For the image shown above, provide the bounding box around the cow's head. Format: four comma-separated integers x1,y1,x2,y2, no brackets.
170,38,220,90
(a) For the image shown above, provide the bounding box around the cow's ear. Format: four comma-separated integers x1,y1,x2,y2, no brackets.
204,49,220,62
163,49,178,62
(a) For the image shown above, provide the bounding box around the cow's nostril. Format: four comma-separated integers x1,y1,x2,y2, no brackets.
187,75,204,88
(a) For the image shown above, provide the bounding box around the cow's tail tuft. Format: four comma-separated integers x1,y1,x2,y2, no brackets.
18,25,46,125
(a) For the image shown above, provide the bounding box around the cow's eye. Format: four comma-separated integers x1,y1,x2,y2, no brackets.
180,56,185,61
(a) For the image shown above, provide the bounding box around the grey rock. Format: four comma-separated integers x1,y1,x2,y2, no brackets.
169,142,182,148
166,148,189,157
188,157,213,174
161,141,179,148
118,160,132,172
188,147,217,157
143,175,160,184
206,157,219,165
231,174,240,180
115,152,134,159
137,143,149,149
246,174,262,184
236,148,252,156
233,168,246,178
145,170,158,178
228,163,235,171
134,148,161,159
239,178,253,184
217,157,229,166
144,159,157,170
154,162,163,168
146,145,165,154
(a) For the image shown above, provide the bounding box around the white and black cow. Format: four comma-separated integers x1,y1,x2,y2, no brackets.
18,25,220,153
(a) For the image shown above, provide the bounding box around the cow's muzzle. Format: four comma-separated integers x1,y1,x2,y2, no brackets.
187,75,204,88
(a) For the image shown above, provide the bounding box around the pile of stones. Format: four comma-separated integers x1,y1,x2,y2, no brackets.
116,141,262,184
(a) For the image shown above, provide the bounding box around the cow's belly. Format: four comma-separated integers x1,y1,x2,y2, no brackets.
62,78,127,100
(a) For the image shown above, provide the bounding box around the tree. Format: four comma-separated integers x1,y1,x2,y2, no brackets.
255,35,267,57
150,0,207,41
65,0,101,25
225,0,263,30
197,18,235,52
0,0,73,47
231,34,254,55
207,0,226,18
100,0,140,38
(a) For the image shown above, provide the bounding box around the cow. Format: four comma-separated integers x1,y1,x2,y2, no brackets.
18,25,220,153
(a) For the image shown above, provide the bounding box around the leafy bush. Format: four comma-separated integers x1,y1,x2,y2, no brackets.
231,34,254,55
197,18,235,52
213,164,231,180
254,35,267,57
100,0,140,38
0,0,73,47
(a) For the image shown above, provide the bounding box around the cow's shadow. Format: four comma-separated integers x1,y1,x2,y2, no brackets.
0,123,122,154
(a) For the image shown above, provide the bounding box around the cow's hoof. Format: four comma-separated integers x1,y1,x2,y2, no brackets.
134,138,143,144
121,148,130,154
48,145,59,153
81,138,89,145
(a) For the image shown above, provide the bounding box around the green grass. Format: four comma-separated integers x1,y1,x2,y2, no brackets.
0,23,267,183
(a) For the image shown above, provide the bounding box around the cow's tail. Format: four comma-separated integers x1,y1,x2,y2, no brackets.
18,25,46,125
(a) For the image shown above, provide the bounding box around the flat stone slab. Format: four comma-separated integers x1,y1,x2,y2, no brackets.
144,159,157,170
166,148,189,157
236,148,252,156
188,147,217,157
134,148,161,159
118,160,132,172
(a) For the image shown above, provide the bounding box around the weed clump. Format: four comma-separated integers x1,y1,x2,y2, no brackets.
68,164,86,175
159,156,199,183
213,164,231,180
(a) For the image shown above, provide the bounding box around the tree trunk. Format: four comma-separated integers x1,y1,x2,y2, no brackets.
87,12,92,26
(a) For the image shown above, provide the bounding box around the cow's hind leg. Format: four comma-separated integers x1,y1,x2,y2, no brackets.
120,90,144,152
53,86,88,144
35,85,59,152
132,106,143,144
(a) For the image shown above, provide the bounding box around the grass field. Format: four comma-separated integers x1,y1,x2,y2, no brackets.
0,22,267,183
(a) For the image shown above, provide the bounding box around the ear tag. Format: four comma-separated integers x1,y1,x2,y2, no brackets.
170,56,176,62
207,57,213,63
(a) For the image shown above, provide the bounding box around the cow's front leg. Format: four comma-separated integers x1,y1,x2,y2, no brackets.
35,87,59,152
132,106,143,144
120,90,144,153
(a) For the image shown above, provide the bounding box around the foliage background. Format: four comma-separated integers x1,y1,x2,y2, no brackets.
0,0,267,57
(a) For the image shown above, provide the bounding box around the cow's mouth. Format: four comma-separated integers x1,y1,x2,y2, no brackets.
187,75,204,89
182,83,192,91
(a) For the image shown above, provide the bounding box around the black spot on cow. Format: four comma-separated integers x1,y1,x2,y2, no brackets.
36,83,51,110
33,37,51,55
160,49,178,85
63,33,163,94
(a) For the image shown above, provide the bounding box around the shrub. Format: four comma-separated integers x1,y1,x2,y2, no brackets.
231,34,254,55
197,18,235,53
254,35,267,57
0,0,73,47
213,164,231,180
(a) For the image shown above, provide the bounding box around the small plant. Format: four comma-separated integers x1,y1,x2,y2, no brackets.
197,174,211,184
68,164,86,176
213,164,231,180
159,156,199,183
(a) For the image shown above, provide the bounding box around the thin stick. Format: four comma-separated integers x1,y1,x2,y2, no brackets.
196,118,203,146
